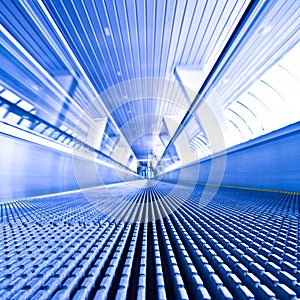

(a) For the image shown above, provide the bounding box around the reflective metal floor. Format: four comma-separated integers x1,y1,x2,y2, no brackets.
0,183,299,299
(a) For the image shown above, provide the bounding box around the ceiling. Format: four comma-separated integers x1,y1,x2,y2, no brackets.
0,0,299,172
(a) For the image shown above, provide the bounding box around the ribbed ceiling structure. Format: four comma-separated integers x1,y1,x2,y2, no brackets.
1,0,299,172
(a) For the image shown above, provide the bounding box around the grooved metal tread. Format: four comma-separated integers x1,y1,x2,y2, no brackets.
0,182,299,299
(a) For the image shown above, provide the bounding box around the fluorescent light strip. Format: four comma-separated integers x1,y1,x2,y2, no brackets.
0,121,134,175
2,19,136,167
60,0,106,89
0,121,73,155
36,0,137,162
0,89,21,103
79,1,116,86
0,25,94,124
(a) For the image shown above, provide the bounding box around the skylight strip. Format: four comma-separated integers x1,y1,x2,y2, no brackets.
156,0,167,79
81,1,115,88
58,0,105,90
70,0,113,88
193,1,219,65
134,0,143,79
163,0,182,78
122,0,138,80
102,0,126,83
0,89,20,103
204,1,249,68
111,1,131,80
222,36,299,107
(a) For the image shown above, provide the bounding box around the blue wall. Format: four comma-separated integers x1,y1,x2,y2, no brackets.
162,123,300,192
1,122,299,202
0,133,139,201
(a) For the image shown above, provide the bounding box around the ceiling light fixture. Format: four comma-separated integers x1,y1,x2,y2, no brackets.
104,27,110,36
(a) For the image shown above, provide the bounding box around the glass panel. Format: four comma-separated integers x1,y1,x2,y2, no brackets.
238,93,274,132
16,100,35,112
4,112,22,124
1,89,20,103
225,42,300,147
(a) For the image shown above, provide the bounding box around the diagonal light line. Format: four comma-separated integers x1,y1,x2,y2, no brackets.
192,1,219,65
203,2,248,68
58,0,108,90
156,0,273,172
219,1,300,107
0,24,93,125
36,0,138,163
69,0,113,88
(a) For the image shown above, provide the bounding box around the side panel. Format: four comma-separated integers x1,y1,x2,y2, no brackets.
163,126,300,192
0,134,139,201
